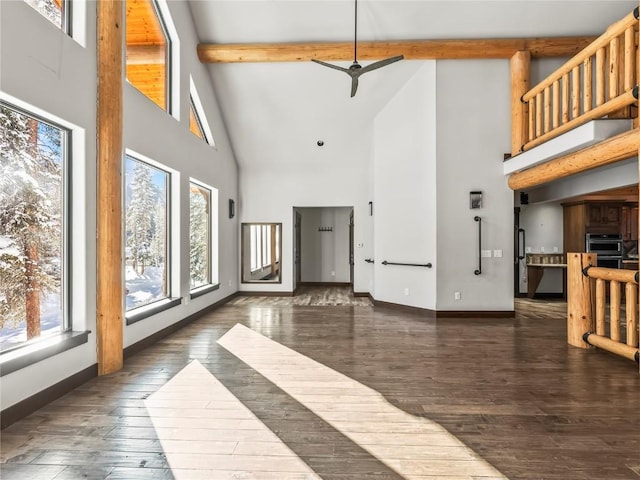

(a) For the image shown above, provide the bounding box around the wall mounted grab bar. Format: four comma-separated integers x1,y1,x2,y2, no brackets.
474,216,482,275
381,260,432,268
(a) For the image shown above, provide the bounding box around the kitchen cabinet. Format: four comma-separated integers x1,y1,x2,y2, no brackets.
585,203,622,231
563,201,623,261
621,204,638,241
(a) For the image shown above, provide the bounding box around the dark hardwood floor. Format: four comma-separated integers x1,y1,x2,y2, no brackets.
1,292,638,479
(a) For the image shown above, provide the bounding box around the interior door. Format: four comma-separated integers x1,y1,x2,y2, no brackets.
349,210,354,288
295,211,302,286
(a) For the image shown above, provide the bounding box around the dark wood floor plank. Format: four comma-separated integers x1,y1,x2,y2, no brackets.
1,290,638,479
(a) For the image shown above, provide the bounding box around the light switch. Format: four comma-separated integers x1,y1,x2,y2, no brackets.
481,250,492,258
493,249,503,258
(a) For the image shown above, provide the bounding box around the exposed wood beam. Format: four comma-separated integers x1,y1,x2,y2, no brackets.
198,37,596,64
126,44,165,65
508,129,640,191
97,0,124,376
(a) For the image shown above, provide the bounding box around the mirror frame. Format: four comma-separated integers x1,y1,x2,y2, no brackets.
241,222,283,284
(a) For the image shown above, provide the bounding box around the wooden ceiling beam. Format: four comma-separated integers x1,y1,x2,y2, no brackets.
197,36,597,63
126,44,165,65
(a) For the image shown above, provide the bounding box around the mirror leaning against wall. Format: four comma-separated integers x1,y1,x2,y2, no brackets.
241,223,282,283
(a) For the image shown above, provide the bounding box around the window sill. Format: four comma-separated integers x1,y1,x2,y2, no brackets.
190,283,220,300
126,297,182,326
0,330,90,377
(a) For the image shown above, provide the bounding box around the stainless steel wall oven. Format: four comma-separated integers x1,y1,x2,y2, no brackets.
585,233,623,268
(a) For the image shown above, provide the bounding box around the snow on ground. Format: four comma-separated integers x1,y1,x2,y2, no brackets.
0,293,62,351
125,264,165,310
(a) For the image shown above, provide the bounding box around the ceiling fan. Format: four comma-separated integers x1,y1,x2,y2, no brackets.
312,0,404,98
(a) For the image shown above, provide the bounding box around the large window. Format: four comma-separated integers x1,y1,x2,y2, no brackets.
189,182,211,289
24,0,70,32
124,155,170,311
0,102,68,352
126,0,172,112
250,224,278,272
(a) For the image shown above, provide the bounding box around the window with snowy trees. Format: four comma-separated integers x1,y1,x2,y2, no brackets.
189,182,211,289
0,102,68,352
124,155,170,311
24,0,69,32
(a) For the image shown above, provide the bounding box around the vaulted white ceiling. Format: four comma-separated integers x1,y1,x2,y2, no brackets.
188,1,638,170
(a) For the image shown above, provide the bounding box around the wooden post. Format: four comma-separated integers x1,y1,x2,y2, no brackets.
97,0,124,375
536,93,543,138
567,252,596,348
552,80,560,129
610,280,621,342
595,278,606,335
543,86,551,133
562,73,570,123
510,50,530,155
625,282,638,347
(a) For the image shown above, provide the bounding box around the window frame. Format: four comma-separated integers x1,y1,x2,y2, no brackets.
188,77,215,147
123,153,175,322
189,180,212,291
23,0,72,35
0,99,90,369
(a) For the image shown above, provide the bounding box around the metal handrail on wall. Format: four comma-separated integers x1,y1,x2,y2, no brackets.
381,260,432,268
474,216,482,275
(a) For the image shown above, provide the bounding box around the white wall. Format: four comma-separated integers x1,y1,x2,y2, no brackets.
372,63,438,309
299,207,351,283
0,0,239,409
518,202,564,294
239,143,372,293
435,60,514,311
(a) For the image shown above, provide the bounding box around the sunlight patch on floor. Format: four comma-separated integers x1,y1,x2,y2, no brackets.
144,359,320,480
217,323,508,480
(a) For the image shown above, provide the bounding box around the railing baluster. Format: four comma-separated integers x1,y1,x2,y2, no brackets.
543,86,551,133
625,282,638,347
552,81,560,129
595,278,606,335
536,93,543,138
528,99,535,139
562,73,570,124
571,66,580,119
596,46,606,106
583,57,592,113
610,280,621,341
609,36,620,100
624,26,635,91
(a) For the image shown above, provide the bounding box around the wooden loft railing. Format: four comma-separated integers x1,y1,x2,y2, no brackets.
508,8,640,191
567,253,639,364
511,8,639,156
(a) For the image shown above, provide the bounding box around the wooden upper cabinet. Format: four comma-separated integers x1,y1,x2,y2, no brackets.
585,203,622,231
621,204,639,240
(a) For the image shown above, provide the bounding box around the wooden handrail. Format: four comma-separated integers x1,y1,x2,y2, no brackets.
523,9,638,101
583,266,638,284
568,252,640,362
512,8,639,156
522,88,638,151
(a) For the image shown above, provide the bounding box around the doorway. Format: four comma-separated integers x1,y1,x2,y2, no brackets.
294,207,354,288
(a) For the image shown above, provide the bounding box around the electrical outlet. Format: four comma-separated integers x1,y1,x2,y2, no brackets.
454,291,461,300
525,246,532,253
493,249,503,258
331,271,335,276
553,246,559,253
228,279,232,286
404,288,410,296
481,250,492,258
540,246,545,253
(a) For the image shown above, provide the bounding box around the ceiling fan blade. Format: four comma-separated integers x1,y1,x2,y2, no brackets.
359,55,404,74
350,76,359,97
311,59,351,74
